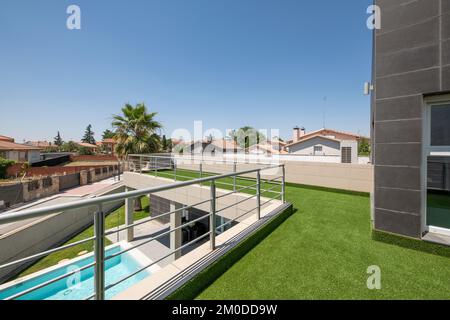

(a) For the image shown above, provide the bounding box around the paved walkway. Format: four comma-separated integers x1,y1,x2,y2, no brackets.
106,220,174,267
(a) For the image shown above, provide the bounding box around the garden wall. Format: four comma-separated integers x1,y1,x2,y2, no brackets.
1,166,122,209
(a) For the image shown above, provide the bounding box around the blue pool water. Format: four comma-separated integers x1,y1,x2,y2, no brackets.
0,246,150,300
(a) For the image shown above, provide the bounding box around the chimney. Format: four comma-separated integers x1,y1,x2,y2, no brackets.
292,127,300,142
300,127,306,137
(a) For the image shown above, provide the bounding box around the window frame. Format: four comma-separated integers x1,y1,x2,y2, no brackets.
423,95,450,236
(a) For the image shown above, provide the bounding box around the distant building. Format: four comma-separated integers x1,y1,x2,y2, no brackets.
186,139,242,155
96,138,116,155
25,140,58,150
74,141,99,151
246,141,288,155
0,135,41,163
286,128,361,164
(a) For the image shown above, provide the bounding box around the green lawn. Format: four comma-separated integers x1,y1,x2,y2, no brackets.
17,197,150,278
154,168,450,299
149,168,282,198
191,184,450,299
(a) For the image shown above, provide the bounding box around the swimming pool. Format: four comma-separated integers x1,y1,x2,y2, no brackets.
0,245,152,300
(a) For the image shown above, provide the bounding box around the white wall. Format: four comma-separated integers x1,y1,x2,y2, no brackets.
288,136,341,156
172,155,374,192
28,151,40,164
2,150,40,163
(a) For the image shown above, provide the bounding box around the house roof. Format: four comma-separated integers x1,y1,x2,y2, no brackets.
188,139,241,150
97,138,116,146
0,140,42,151
247,143,288,154
25,141,56,148
286,128,360,147
0,135,14,142
75,142,98,149
210,139,241,150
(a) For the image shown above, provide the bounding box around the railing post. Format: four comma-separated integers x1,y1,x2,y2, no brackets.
173,157,177,181
94,205,105,300
256,170,261,220
281,165,286,203
233,161,237,192
154,156,158,177
139,156,142,174
210,181,216,250
199,162,203,186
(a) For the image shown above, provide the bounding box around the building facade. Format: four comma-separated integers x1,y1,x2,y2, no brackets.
372,0,450,240
286,128,360,164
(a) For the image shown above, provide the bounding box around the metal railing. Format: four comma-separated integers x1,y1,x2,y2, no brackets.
0,155,285,300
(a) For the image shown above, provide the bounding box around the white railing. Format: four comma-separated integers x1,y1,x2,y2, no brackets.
0,156,285,300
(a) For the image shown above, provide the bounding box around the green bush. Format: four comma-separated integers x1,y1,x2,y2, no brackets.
78,147,93,155
0,158,16,179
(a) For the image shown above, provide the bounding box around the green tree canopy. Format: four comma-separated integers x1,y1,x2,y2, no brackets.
54,131,63,147
102,129,116,140
60,141,79,152
358,138,371,156
112,103,162,157
229,126,266,149
82,124,96,145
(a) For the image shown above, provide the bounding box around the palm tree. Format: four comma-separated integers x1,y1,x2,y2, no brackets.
112,103,162,158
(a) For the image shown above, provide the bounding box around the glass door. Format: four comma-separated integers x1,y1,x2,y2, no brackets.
425,102,450,231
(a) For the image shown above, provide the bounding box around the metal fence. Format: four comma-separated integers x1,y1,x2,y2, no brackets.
0,156,285,300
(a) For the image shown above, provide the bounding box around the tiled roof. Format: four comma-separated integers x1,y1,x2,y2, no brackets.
0,135,14,142
247,143,288,154
0,140,42,151
286,128,360,147
26,141,56,148
75,142,98,149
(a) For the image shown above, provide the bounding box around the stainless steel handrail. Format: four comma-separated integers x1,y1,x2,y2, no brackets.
0,155,285,300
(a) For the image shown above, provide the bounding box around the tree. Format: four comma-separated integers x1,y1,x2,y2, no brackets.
60,141,79,152
102,129,116,140
82,124,96,145
78,146,94,155
229,126,266,149
358,138,371,156
0,158,15,179
54,131,63,147
112,103,162,158
162,135,168,152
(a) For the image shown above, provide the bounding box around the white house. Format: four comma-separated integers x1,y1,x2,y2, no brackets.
286,128,360,164
0,135,41,164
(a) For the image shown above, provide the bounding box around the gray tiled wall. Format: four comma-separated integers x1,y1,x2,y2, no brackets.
373,0,450,238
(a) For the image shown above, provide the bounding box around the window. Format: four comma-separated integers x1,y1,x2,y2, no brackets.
0,151,6,159
341,147,352,163
313,146,323,154
426,102,450,231
19,151,27,162
430,104,450,146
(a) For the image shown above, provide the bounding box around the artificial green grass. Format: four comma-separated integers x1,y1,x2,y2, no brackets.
187,184,450,300
16,197,150,278
167,204,294,300
149,169,282,198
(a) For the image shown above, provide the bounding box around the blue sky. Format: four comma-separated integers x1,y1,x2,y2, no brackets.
0,0,373,143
